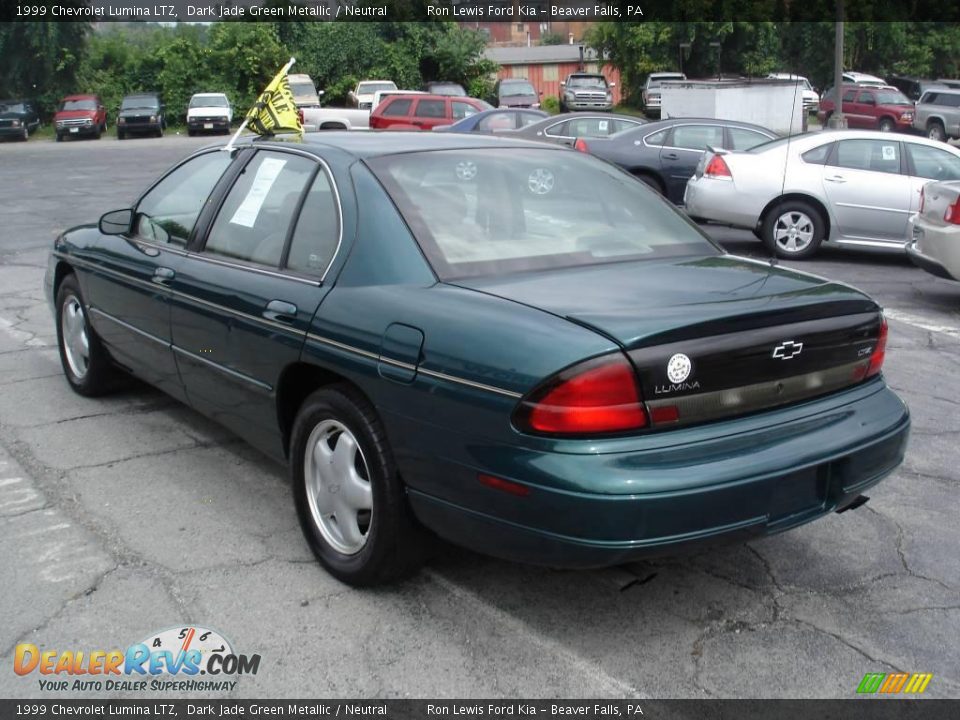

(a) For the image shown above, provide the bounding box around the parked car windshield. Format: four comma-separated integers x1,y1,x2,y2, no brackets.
190,95,229,108
121,97,159,110
0,101,25,113
875,90,913,105
428,84,467,96
647,75,684,88
60,99,96,111
289,82,318,98
500,81,536,97
567,76,607,88
368,148,717,279
358,82,396,94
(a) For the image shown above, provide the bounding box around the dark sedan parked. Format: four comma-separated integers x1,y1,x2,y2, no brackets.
507,112,646,147
434,107,547,133
0,99,40,141
576,118,776,203
117,93,165,139
46,133,908,586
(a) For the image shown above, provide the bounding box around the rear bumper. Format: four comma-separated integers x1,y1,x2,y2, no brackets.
399,380,910,568
683,177,762,228
906,236,959,282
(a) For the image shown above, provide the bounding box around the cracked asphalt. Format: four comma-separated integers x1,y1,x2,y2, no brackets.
0,135,958,699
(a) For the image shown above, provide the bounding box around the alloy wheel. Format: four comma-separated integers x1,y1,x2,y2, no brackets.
303,419,373,555
60,294,90,379
773,211,815,254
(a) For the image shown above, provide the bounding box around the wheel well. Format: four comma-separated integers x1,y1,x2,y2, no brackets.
758,194,831,239
879,115,895,126
52,261,74,302
275,362,369,458
926,117,945,128
630,168,665,193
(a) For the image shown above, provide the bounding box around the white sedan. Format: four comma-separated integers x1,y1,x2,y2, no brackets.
907,180,960,281
684,129,960,259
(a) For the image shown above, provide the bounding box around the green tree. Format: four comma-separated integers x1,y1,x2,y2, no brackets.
0,20,89,115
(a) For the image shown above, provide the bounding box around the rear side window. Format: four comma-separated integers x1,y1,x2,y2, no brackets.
204,151,316,267
645,129,667,146
381,99,412,117
842,89,857,102
801,143,833,164
727,128,770,150
134,151,232,246
286,169,340,276
920,92,938,104
415,100,446,119
478,112,517,132
566,117,618,138
670,125,725,151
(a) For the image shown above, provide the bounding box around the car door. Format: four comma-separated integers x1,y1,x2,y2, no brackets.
903,141,960,212
855,89,879,129
168,148,341,459
660,124,726,202
80,150,234,402
841,88,860,126
821,138,913,243
411,98,448,131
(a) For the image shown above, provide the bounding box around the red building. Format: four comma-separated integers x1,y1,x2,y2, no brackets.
483,45,622,106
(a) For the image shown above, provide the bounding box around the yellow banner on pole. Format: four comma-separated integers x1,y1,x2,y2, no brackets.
245,59,302,136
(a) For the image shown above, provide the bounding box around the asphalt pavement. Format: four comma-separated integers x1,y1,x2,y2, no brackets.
0,134,958,699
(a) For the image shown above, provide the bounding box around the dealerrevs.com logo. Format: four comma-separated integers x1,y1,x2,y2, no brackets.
14,626,261,692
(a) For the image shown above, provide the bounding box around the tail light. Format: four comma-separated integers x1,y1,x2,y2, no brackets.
513,355,648,435
945,197,960,225
574,138,589,153
704,154,731,178
866,316,888,379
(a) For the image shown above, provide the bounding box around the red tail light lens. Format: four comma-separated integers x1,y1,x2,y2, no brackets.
704,154,731,178
945,197,960,225
866,316,888,378
514,355,648,435
574,138,589,153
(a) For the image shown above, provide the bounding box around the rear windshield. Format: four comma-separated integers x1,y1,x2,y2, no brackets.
190,96,228,108
60,99,96,111
368,148,717,280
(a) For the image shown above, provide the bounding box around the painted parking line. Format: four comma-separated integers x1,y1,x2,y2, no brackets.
884,309,960,341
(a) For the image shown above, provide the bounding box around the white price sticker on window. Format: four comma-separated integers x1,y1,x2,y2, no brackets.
882,145,896,161
230,157,287,228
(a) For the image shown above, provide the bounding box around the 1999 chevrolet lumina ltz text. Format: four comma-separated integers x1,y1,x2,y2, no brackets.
45,132,910,586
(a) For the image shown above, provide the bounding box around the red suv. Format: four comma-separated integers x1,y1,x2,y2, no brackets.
817,84,915,132
55,94,108,141
370,94,491,131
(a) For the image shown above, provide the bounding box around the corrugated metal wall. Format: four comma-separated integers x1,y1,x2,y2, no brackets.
496,62,623,105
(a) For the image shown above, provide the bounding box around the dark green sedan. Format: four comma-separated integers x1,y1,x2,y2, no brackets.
45,133,910,586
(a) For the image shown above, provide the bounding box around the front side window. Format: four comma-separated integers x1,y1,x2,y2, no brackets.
830,139,901,175
368,149,718,280
451,101,477,120
670,125,725,151
204,152,315,267
134,151,232,245
906,143,960,181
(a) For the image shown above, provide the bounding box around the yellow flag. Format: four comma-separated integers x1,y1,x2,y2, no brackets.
246,62,302,136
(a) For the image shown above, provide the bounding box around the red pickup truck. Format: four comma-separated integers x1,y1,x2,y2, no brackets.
54,94,107,141
817,84,915,132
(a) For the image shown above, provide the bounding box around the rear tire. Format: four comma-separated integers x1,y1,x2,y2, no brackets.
927,121,946,142
55,132,63,142
117,130,125,140
55,274,116,397
762,200,825,260
291,386,428,586
634,171,664,195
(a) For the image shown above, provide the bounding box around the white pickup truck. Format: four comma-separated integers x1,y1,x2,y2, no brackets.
300,103,370,132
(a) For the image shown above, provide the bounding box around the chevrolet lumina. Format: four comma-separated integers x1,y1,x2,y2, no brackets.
45,133,910,586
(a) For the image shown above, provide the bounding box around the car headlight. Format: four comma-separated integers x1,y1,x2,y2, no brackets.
221,116,229,122
84,118,92,125
10,119,20,127
56,120,64,127
902,112,913,121
118,117,126,124
149,115,157,123
532,103,540,109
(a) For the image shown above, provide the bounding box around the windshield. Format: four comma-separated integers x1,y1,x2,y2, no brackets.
429,84,466,96
121,97,158,110
0,101,25,113
289,82,318,98
647,75,684,89
358,82,396,95
500,82,536,97
568,76,607,88
60,99,96,111
875,90,912,105
190,95,228,108
368,148,716,280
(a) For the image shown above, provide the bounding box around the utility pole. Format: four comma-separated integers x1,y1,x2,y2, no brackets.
829,0,848,129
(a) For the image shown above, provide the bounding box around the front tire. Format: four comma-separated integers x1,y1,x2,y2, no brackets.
291,386,427,586
762,200,825,260
55,274,115,396
878,117,895,132
927,121,946,142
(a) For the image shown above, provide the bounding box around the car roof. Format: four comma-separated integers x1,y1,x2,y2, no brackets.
921,87,960,95
243,131,564,158
753,129,960,152
634,117,775,134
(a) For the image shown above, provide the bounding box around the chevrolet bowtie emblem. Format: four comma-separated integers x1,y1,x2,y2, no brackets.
773,341,803,360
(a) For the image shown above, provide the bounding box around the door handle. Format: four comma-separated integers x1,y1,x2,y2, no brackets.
152,266,175,284
825,175,847,183
663,152,679,160
263,300,298,324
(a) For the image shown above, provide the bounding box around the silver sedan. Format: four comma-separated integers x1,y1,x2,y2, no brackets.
684,129,960,259
907,180,960,281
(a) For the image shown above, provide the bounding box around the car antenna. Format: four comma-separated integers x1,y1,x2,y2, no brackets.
770,71,802,268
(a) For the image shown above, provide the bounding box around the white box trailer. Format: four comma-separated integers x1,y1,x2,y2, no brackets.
660,79,806,136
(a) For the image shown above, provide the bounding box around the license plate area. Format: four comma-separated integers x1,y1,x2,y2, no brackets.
203,123,213,129
69,128,79,133
768,466,827,520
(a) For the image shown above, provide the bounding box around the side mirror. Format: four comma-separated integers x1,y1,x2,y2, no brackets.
609,83,616,88
318,90,325,97
99,208,132,236
560,82,566,87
